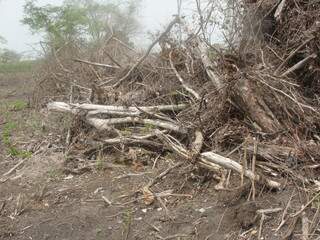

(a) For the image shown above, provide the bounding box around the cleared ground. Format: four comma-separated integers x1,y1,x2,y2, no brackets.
0,71,301,240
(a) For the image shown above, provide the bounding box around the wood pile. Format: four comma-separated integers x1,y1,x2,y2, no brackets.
37,0,320,195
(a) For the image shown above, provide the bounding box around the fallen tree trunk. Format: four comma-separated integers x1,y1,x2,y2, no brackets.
235,77,281,132
86,117,188,134
48,102,188,116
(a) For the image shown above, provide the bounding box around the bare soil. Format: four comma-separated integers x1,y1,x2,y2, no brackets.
0,73,305,240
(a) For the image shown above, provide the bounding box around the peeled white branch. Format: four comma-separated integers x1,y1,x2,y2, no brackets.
73,58,120,69
275,37,314,74
190,130,204,157
156,131,281,189
280,54,317,77
200,152,281,189
48,102,187,116
86,117,187,134
102,138,164,149
197,38,224,90
274,0,287,22
169,50,200,100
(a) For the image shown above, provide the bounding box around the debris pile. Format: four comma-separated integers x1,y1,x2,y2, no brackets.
39,0,320,193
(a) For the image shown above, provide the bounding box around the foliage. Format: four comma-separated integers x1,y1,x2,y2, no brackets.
22,0,141,49
10,100,29,111
0,49,21,63
0,35,6,45
0,100,34,159
0,60,35,73
2,121,32,158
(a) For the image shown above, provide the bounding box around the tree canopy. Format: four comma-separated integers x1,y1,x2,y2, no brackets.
0,49,21,63
22,0,141,49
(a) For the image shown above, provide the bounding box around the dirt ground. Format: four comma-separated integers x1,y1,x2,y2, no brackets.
0,72,313,240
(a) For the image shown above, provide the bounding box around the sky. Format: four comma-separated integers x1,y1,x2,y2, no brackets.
0,0,178,55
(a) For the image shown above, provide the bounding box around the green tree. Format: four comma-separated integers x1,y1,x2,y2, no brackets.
0,49,21,63
22,0,141,49
22,0,88,48
0,36,6,45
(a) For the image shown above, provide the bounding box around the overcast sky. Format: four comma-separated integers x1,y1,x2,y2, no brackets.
0,0,178,55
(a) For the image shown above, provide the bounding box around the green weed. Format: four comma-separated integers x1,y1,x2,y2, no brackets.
10,100,28,111
0,60,36,74
95,151,104,171
47,169,63,180
2,121,32,158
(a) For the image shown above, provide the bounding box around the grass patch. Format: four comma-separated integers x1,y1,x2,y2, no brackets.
10,100,29,111
2,121,32,158
47,168,64,180
0,60,36,74
1,101,36,159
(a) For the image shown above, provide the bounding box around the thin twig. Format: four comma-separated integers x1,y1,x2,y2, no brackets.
2,159,27,177
114,17,180,88
276,190,295,232
169,50,200,100
275,37,314,74
291,192,320,218
280,53,317,77
147,162,183,188
73,58,120,69
251,138,258,201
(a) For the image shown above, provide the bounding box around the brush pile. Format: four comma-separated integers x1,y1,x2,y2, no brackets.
39,0,320,191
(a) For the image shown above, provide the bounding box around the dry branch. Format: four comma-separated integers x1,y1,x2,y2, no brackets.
86,117,187,134
196,38,224,90
73,58,120,69
197,38,281,132
201,152,281,189
169,50,200,100
280,54,318,77
275,37,314,74
274,0,287,22
190,130,204,158
156,131,281,189
113,16,181,88
48,102,187,116
2,159,27,177
102,138,164,150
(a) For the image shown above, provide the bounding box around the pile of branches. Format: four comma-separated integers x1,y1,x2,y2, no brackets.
42,0,320,193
